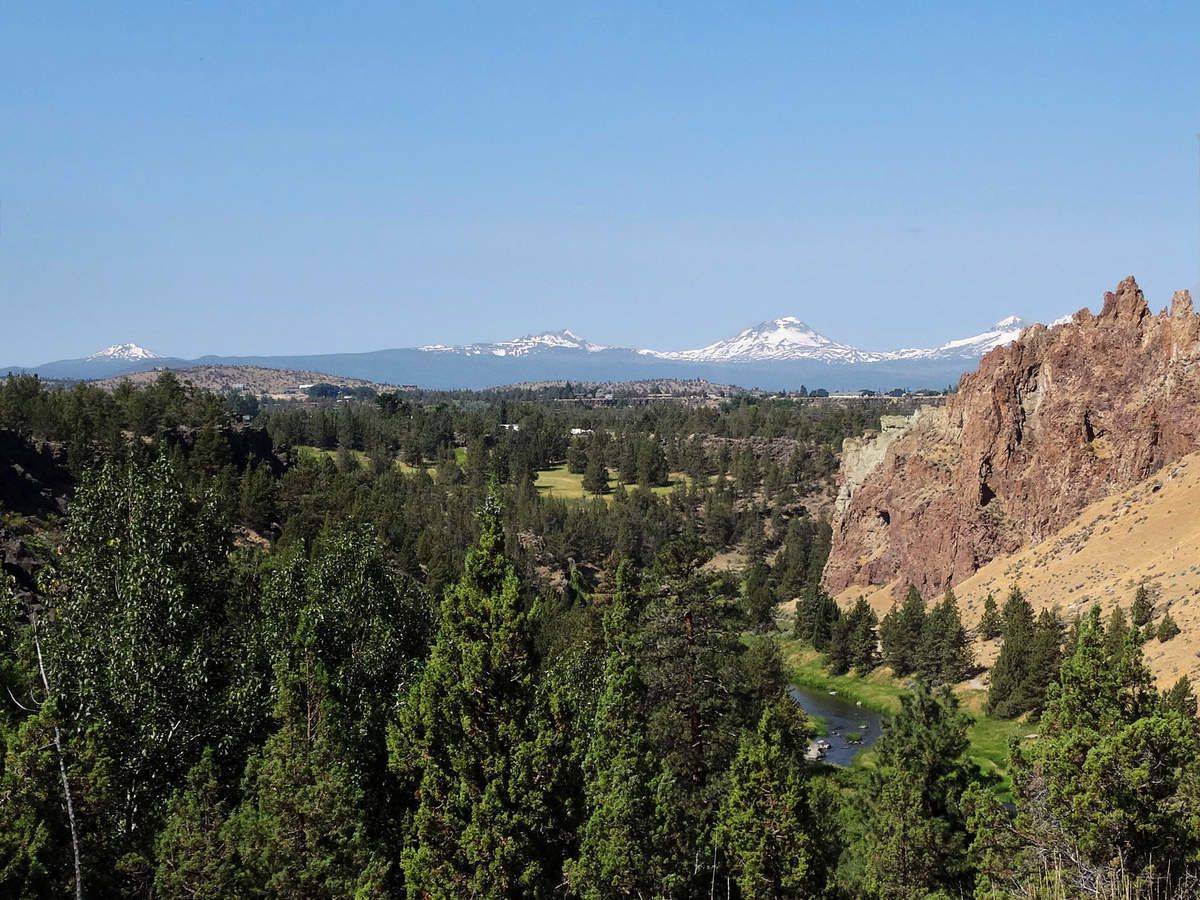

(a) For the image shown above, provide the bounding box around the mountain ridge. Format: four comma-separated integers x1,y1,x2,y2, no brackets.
7,312,1032,381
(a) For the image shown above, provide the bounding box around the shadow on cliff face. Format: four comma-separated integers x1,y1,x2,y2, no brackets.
0,429,73,519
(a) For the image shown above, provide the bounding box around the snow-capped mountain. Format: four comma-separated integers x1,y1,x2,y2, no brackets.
885,316,1029,361
644,317,887,364
411,317,1033,364
421,329,606,357
86,343,164,362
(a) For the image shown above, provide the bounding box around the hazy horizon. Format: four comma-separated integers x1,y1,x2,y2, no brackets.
4,3,1199,365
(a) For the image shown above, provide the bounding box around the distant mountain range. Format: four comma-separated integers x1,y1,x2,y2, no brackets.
3,315,1040,391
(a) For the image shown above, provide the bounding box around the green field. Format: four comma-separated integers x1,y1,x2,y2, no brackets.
778,638,1028,782
533,464,690,501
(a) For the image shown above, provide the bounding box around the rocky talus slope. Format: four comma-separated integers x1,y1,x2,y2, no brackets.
823,276,1200,602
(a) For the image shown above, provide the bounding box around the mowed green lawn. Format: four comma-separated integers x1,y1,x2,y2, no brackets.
534,464,690,501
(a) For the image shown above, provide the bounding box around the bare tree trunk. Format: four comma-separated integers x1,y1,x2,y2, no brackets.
32,614,84,900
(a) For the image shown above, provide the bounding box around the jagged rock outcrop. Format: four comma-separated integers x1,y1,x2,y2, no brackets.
0,429,72,518
823,277,1200,600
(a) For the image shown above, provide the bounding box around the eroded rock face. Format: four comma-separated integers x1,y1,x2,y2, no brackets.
823,277,1200,600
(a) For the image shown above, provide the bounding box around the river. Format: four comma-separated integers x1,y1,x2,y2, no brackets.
788,684,885,766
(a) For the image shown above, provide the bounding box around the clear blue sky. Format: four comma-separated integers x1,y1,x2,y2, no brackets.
3,2,1199,364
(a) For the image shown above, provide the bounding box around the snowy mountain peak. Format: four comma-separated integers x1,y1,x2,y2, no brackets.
991,315,1027,330
648,317,882,363
887,315,1029,361
420,329,606,357
86,343,163,361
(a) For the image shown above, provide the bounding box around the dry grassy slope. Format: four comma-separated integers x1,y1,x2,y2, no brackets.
835,451,1200,687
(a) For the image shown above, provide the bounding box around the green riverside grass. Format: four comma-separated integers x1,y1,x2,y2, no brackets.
779,636,1026,787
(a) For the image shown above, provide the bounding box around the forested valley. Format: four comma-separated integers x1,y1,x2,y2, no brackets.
2,373,1199,898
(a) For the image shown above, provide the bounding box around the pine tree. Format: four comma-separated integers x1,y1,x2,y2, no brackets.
1018,608,1063,718
978,592,1002,640
775,518,815,600
828,597,878,675
879,586,926,676
985,587,1036,718
635,437,668,488
390,495,557,898
916,589,974,685
715,697,822,898
582,448,609,496
637,537,751,895
743,562,777,632
793,589,840,650
238,461,277,533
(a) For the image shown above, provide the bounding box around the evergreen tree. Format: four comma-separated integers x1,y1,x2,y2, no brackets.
879,586,926,677
828,597,878,675
1103,604,1131,661
1163,676,1198,718
854,685,978,899
1018,608,1063,719
152,750,238,898
1130,585,1154,628
916,589,974,685
229,675,389,898
1157,611,1181,642
390,495,557,898
985,587,1036,718
582,449,609,496
793,589,840,650
743,562,777,632
566,437,589,475
638,537,750,895
973,606,1200,894
567,564,657,899
715,697,822,898
977,592,1002,640
775,518,815,600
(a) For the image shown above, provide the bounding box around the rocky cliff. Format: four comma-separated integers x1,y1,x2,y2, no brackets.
823,277,1200,600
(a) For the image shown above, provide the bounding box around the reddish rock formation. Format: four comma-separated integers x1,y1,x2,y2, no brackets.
823,277,1200,600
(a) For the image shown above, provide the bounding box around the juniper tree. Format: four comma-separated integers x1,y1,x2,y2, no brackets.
1157,611,1180,642
978,592,1002,640
567,564,657,899
1130,585,1154,627
853,685,979,899
972,606,1200,894
715,697,822,898
390,495,557,898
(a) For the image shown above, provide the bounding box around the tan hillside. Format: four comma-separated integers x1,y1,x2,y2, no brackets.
837,450,1200,686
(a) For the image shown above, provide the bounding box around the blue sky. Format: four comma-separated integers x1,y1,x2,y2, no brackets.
3,2,1199,364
